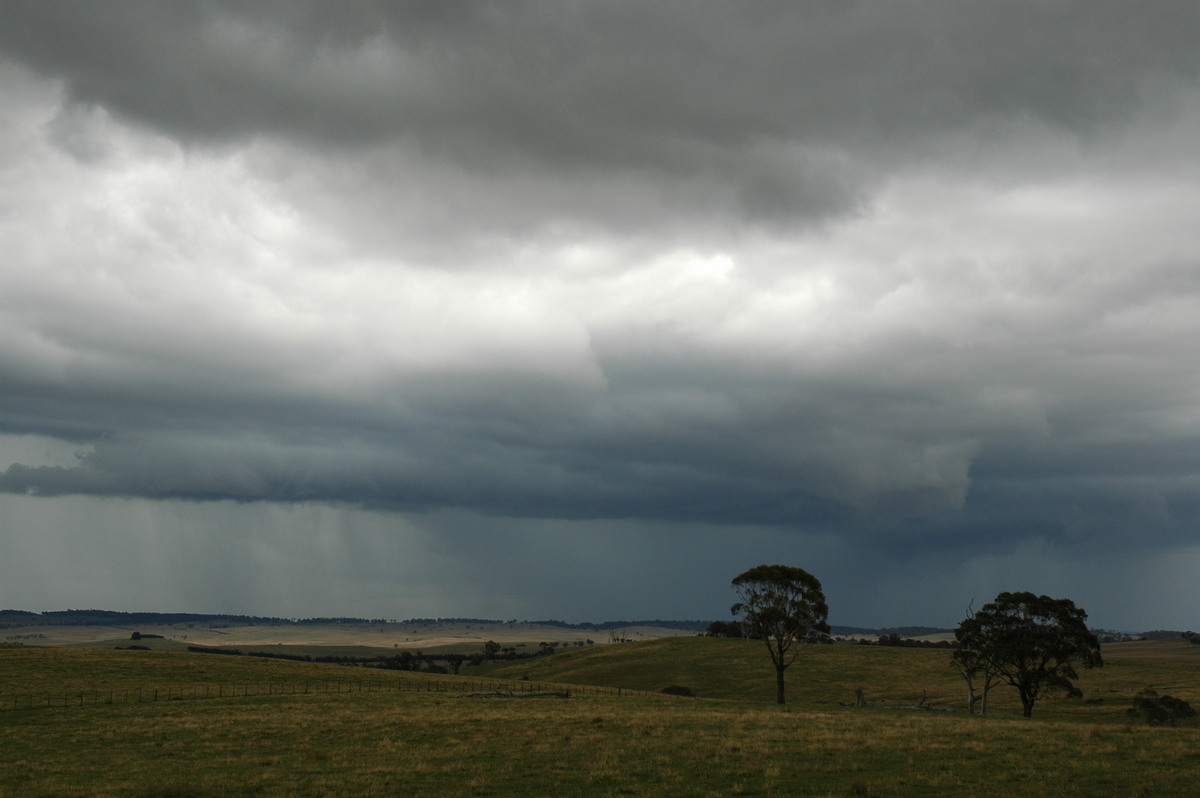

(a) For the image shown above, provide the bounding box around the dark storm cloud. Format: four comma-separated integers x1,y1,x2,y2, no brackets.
9,1,1200,145
0,354,936,525
4,1,1200,628
5,317,1198,561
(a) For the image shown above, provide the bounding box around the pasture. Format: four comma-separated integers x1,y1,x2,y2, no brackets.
3,619,688,655
2,638,1199,796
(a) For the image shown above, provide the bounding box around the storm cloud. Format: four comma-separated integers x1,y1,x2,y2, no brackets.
3,1,1200,628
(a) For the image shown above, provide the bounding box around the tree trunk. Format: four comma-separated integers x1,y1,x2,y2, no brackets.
1020,690,1035,718
775,666,786,704
980,673,994,715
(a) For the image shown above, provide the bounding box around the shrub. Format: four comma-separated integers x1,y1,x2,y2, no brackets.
660,685,695,697
1127,689,1196,726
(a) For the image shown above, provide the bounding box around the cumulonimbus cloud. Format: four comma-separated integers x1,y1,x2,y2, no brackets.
2,1,1200,562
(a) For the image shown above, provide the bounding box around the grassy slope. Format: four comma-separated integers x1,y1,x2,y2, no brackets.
472,636,1200,720
0,645,469,698
3,639,1200,796
472,637,954,706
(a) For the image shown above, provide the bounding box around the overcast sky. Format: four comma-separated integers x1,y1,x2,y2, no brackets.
3,2,1200,630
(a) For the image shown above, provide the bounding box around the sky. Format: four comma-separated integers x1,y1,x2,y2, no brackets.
3,2,1200,631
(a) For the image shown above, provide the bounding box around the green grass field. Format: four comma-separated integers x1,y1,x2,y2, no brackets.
474,636,1200,719
2,638,1199,796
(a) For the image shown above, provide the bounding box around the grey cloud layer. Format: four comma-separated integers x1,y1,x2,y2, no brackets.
11,2,1200,143
0,353,967,524
6,1,1200,226
4,1,1200,569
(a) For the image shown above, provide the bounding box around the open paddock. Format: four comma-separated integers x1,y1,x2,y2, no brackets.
3,638,1200,796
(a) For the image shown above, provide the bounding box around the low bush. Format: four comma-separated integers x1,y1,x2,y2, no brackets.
660,685,695,697
1127,689,1196,726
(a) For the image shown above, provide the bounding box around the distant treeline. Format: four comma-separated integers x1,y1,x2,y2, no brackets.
395,618,712,632
706,621,956,640
186,646,379,665
527,619,712,632
0,609,710,633
1140,630,1189,640
831,625,953,638
185,646,477,673
0,609,425,629
869,633,954,649
0,609,295,629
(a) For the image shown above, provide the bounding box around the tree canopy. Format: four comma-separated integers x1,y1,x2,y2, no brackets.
731,564,830,704
954,591,1102,717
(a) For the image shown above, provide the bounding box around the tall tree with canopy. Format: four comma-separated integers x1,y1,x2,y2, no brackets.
731,564,830,705
954,591,1102,718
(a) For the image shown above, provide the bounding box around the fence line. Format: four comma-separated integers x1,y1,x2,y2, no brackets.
0,676,648,713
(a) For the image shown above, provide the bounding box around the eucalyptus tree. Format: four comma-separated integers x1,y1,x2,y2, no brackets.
954,591,1102,718
731,564,830,705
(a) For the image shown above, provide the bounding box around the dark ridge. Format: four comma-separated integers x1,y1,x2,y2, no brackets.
830,626,954,638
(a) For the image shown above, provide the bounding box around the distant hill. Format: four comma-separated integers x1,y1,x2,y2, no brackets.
830,626,953,638
1,610,944,637
1138,629,1187,641
4,610,1155,639
0,609,714,631
0,609,300,629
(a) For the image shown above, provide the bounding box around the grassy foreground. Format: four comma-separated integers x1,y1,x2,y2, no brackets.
3,641,1200,796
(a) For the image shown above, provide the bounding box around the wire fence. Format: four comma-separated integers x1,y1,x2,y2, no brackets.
0,676,655,713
